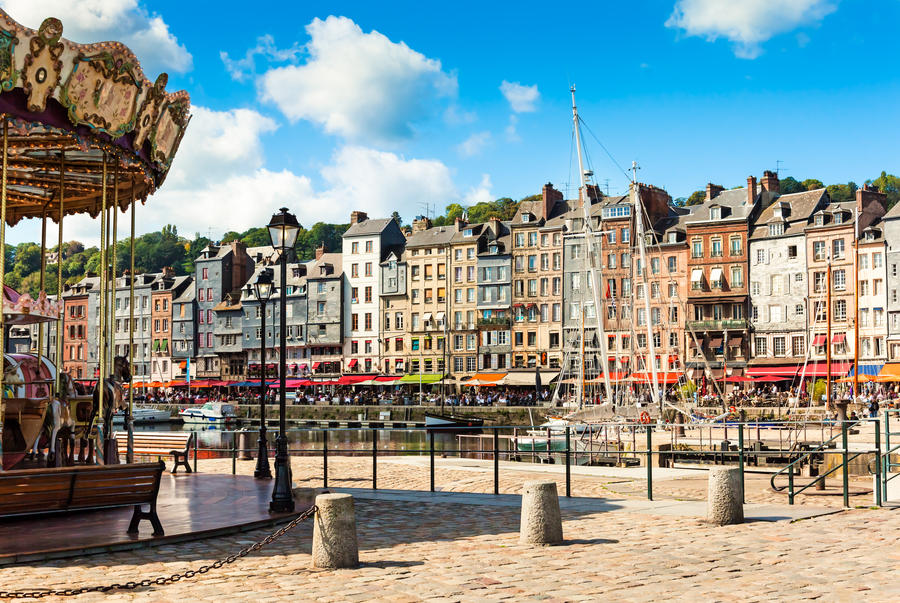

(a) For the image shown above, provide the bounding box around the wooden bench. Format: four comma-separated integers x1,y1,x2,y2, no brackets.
114,432,194,474
0,461,166,535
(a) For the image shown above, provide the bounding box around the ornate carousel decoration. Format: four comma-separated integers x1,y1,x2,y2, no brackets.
0,8,191,470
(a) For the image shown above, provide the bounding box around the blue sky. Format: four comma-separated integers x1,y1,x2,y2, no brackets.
3,0,898,244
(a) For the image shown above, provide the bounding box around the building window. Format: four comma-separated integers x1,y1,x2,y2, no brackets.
691,239,702,258
730,237,742,256
755,337,767,356
813,241,825,261
832,239,845,260
711,238,723,257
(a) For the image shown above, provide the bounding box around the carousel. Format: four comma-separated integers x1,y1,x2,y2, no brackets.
0,8,191,471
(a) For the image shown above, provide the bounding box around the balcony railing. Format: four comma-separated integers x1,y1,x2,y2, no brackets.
686,319,748,331
477,316,511,327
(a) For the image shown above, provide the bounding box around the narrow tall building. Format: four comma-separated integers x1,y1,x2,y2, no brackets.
341,211,406,374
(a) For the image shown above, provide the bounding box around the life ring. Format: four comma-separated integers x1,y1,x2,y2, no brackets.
639,411,651,424
729,405,737,413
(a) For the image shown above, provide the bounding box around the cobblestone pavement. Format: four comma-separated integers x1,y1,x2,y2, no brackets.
1,456,892,602
1,495,897,601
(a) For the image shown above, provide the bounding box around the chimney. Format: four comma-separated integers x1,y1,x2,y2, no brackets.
454,216,467,232
162,266,175,279
761,170,779,193
746,176,757,206
315,243,326,261
705,183,724,202
412,216,432,233
542,182,563,220
350,210,368,225
856,184,888,232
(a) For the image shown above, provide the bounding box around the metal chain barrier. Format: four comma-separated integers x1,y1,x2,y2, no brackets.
0,505,318,599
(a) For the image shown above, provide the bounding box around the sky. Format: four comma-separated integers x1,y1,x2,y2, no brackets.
2,0,898,245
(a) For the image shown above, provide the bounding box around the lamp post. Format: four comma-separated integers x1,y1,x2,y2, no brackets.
253,268,274,479
268,208,300,512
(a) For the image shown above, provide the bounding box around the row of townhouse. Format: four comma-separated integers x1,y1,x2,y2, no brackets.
36,173,900,386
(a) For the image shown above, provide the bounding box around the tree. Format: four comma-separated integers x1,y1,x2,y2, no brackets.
801,178,825,191
826,182,857,203
240,227,271,248
866,171,900,209
684,190,705,206
778,177,803,195
390,211,403,227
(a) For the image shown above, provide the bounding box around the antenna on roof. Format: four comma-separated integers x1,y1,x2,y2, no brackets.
601,178,610,196
775,160,785,177
417,201,435,220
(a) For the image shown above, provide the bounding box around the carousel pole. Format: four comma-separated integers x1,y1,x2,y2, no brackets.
0,117,8,473
111,165,118,374
38,207,47,360
97,153,108,462
127,179,136,463
105,194,113,376
56,153,65,399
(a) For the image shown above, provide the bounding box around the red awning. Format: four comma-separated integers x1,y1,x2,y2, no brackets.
311,362,321,369
190,380,212,388
832,333,846,344
746,365,801,377
338,375,369,385
812,334,827,347
375,376,401,383
630,371,681,384
801,362,851,377
347,359,359,368
179,360,187,369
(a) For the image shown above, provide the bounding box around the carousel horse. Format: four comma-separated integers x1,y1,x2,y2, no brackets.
91,356,131,464
29,372,77,466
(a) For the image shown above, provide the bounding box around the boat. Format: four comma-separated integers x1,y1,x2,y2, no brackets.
113,406,171,425
179,402,238,424
424,412,484,431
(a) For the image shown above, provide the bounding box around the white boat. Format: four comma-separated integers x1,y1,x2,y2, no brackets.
179,402,238,424
113,406,171,424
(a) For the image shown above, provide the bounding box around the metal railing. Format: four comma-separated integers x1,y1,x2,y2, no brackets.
769,419,881,507
880,409,900,503
174,419,887,505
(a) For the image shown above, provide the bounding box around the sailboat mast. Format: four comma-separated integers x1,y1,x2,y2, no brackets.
571,86,613,404
631,163,662,415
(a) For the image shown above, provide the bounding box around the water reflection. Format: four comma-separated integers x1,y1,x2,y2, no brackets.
134,423,466,457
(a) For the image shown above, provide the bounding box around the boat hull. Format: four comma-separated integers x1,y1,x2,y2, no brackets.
425,412,483,431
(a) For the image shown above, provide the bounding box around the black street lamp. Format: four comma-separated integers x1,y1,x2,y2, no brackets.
268,207,300,513
253,268,274,480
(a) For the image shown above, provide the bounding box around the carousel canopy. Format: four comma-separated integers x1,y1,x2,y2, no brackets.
3,284,58,324
0,10,191,225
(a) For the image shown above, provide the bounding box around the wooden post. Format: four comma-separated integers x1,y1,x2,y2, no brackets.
38,208,46,360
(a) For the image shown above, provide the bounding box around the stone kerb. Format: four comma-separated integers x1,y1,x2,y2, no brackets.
707,467,744,525
519,480,563,545
312,493,359,568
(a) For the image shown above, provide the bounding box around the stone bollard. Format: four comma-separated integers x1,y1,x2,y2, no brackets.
519,480,563,545
707,467,744,526
239,430,253,460
312,493,359,569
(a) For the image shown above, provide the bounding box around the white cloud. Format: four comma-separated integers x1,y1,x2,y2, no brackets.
317,147,457,221
0,0,192,74
463,174,493,205
500,80,540,113
220,34,303,82
456,131,491,157
505,115,520,142
665,0,837,59
259,16,457,144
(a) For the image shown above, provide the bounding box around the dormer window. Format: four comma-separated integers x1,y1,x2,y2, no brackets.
464,228,473,237
489,244,498,254
522,214,531,223
865,230,877,242
667,232,678,243
815,215,825,227
834,212,844,225
768,223,785,237
710,207,721,220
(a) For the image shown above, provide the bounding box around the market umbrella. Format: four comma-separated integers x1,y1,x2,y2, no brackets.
535,365,542,398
